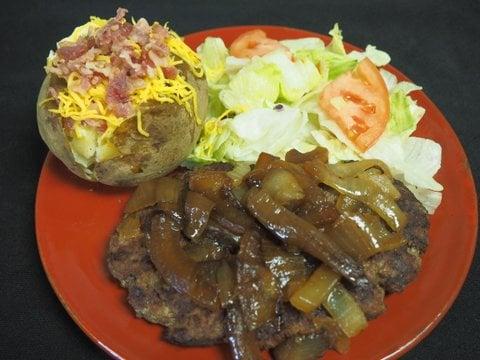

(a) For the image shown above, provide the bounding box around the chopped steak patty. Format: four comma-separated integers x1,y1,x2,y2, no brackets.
395,180,429,253
364,246,421,293
346,280,386,320
107,209,334,347
107,209,225,345
106,179,429,350
362,181,428,294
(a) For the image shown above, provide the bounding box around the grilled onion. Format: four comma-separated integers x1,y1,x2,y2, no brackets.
322,283,367,338
183,191,215,240
290,264,340,313
147,214,219,309
304,160,406,231
245,187,370,286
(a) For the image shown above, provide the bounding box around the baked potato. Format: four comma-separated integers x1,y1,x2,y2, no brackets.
37,69,207,186
37,8,208,186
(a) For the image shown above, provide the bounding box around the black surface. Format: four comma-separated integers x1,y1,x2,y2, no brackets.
0,0,479,359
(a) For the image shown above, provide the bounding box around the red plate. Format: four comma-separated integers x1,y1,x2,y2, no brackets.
35,26,478,360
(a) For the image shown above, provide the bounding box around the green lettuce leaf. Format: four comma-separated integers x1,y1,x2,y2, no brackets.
364,135,443,192
310,127,360,163
187,117,232,164
380,68,398,91
262,51,321,102
207,86,227,118
280,37,325,53
388,81,425,136
224,106,316,162
326,23,346,55
348,45,391,67
323,51,357,80
225,56,250,76
363,135,443,213
219,59,281,112
197,37,229,85
289,25,356,80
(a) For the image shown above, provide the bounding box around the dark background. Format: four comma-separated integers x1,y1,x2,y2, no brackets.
1,0,479,359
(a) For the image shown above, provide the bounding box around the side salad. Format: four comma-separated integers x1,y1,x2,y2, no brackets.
187,25,442,214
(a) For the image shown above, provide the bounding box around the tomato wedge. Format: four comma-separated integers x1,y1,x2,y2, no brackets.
230,29,287,58
318,58,389,152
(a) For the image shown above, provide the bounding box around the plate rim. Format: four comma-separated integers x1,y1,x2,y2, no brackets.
35,25,478,360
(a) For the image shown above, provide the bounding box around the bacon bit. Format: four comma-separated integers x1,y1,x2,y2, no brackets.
130,18,150,45
115,7,128,21
118,49,143,73
112,102,134,118
62,118,75,131
55,47,99,78
162,66,178,79
151,23,169,41
95,9,132,54
106,72,132,117
121,22,134,37
148,50,168,68
49,9,171,86
79,76,92,93
46,8,175,119
48,87,59,99
140,50,155,68
83,119,108,132
57,37,93,60
146,42,169,57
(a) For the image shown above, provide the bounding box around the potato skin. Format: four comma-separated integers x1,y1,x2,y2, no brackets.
37,67,208,186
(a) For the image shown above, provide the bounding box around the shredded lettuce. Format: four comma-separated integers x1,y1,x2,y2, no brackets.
348,45,391,67
326,23,346,55
389,92,417,135
280,37,325,53
290,25,357,80
294,47,357,81
225,106,316,162
365,135,443,191
311,128,360,163
219,60,281,112
323,52,358,80
197,37,229,85
188,117,232,163
207,86,227,118
380,69,398,91
262,51,322,102
393,81,422,94
388,81,425,136
402,137,443,191
192,26,443,213
225,56,250,76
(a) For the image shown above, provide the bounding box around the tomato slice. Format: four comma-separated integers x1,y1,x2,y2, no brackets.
318,58,389,152
230,29,287,58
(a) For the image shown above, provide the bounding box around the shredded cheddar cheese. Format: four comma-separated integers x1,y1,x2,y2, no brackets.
131,65,201,125
49,73,126,133
39,11,204,167
60,16,108,44
166,30,204,78
136,110,149,136
44,13,206,165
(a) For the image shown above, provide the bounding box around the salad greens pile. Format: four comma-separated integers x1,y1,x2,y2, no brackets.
187,24,442,213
